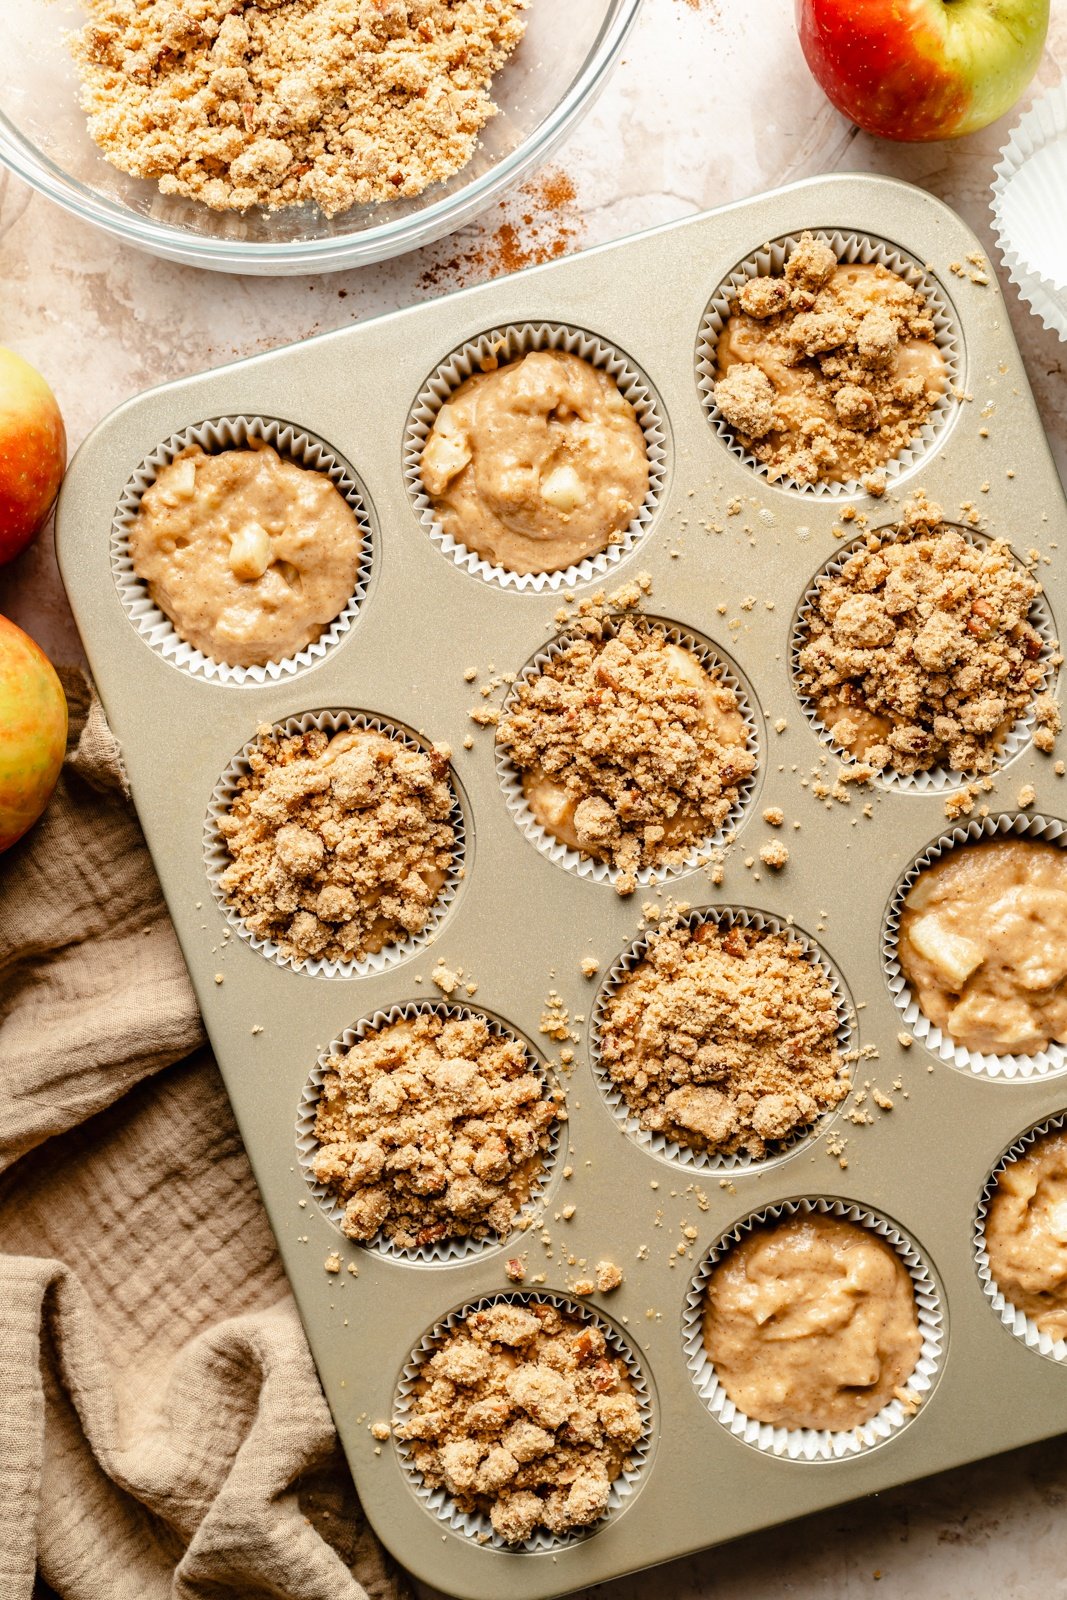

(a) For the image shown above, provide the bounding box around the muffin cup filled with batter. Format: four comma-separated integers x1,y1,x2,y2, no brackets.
792,512,1057,790
496,616,759,890
697,230,960,495
591,906,853,1171
297,1002,562,1263
976,1114,1067,1361
683,1198,944,1460
394,1292,653,1550
204,709,466,979
885,814,1067,1078
113,416,374,683
406,323,667,590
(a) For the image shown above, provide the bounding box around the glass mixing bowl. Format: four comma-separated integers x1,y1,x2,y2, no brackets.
0,0,641,275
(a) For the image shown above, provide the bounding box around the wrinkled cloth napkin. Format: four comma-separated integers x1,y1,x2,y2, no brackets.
0,670,410,1600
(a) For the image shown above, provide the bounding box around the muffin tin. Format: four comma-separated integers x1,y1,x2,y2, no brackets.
54,174,1067,1597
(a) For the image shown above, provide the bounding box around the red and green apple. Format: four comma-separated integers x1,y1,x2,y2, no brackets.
796,0,1049,142
0,346,67,566
0,615,67,852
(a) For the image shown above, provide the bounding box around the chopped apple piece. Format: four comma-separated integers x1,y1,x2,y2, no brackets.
907,914,984,989
947,993,1045,1055
156,456,197,506
421,407,471,493
540,463,587,513
228,520,272,581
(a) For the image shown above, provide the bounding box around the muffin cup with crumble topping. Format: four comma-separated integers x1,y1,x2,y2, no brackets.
696,231,962,496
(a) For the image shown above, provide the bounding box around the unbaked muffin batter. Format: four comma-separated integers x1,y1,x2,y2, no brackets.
130,444,363,666
702,1213,923,1431
985,1129,1067,1340
420,350,650,575
899,839,1067,1056
713,233,947,487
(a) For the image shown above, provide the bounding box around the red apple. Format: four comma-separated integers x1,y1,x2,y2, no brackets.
796,0,1049,142
0,347,67,566
0,615,67,852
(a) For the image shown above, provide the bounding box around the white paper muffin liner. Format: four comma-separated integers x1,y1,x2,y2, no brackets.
393,1290,654,1549
203,709,466,979
495,617,761,888
791,521,1059,793
296,1001,562,1263
883,812,1067,1079
992,86,1067,339
683,1197,944,1460
696,230,962,496
974,1111,1067,1362
590,905,855,1172
111,416,374,684
404,323,668,591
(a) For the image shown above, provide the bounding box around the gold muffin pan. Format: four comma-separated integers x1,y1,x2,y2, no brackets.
56,175,1067,1598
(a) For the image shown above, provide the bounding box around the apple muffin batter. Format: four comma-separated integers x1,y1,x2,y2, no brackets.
395,1300,645,1544
898,838,1067,1056
129,444,363,667
312,1010,558,1250
420,350,650,575
985,1128,1067,1340
217,723,456,966
795,499,1057,778
702,1213,923,1431
496,620,755,894
597,918,847,1158
712,232,948,486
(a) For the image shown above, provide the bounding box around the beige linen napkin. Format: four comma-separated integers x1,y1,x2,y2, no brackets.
0,671,410,1600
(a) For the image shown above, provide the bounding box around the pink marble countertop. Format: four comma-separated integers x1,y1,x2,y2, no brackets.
3,2,1066,1593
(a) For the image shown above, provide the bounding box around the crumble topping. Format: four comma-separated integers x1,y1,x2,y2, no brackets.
312,1011,558,1249
395,1300,644,1543
496,619,756,895
597,919,848,1158
217,725,456,965
713,232,947,486
796,500,1057,777
72,0,526,216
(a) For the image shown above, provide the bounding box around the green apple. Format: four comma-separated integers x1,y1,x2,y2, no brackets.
0,615,67,851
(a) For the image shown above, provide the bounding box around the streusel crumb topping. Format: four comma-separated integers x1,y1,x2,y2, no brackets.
217,725,456,964
312,1011,559,1249
713,232,947,486
72,0,526,216
597,920,847,1158
396,1300,644,1543
496,620,756,895
796,498,1058,778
